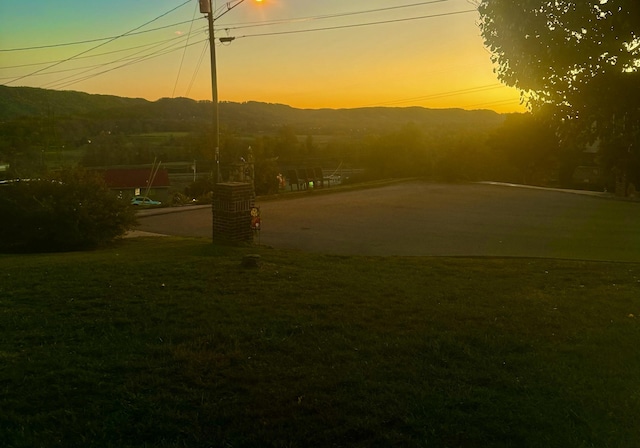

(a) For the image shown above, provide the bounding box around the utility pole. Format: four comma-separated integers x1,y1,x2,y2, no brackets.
199,0,221,182
200,0,259,244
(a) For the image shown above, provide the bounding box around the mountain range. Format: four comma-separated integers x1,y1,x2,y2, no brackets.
0,85,506,135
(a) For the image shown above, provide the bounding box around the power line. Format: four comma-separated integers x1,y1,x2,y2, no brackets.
4,0,192,85
39,33,194,89
185,42,210,97
46,39,207,91
172,1,201,98
2,1,484,104
235,9,477,40
464,97,525,110
217,0,448,30
0,18,200,52
0,35,201,70
0,1,450,52
4,5,471,87
361,84,505,107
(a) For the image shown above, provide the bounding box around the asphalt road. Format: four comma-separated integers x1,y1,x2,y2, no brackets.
135,181,640,262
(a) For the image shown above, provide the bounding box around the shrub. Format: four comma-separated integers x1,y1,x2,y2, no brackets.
185,177,213,200
172,192,190,206
0,168,137,252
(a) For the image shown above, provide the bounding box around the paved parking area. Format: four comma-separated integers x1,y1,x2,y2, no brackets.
135,181,640,262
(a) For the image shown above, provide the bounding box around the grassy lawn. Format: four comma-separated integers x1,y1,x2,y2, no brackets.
1,237,639,447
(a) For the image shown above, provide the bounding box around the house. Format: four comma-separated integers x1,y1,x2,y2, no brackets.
102,168,170,203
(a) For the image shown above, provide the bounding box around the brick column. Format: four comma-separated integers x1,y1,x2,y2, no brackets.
212,182,254,243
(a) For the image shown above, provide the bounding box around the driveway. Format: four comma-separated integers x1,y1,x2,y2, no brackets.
134,181,640,262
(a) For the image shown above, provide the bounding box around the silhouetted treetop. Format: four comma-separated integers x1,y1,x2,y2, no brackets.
477,0,639,116
477,0,640,187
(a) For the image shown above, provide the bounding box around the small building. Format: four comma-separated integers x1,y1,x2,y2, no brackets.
102,168,170,203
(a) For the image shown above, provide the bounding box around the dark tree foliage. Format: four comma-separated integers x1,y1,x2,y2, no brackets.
487,113,559,185
274,125,301,163
249,138,280,196
358,124,503,182
0,168,137,252
477,0,640,185
363,123,428,178
184,177,214,202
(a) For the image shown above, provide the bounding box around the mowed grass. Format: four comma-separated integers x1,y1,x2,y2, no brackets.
1,238,640,448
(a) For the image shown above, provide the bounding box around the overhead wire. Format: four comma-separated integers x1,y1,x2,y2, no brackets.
1,1,501,108
172,1,201,97
0,35,203,70
0,18,201,52
217,0,448,30
361,84,505,107
4,1,472,89
41,34,194,89
0,1,453,52
463,97,525,110
0,34,194,81
232,9,477,40
185,42,209,97
3,0,193,86
46,39,207,91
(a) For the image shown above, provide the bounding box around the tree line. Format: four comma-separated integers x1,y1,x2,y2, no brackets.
0,85,621,196
0,110,591,196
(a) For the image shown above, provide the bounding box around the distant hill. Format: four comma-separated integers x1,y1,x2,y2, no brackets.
0,85,148,120
0,86,505,134
220,101,505,134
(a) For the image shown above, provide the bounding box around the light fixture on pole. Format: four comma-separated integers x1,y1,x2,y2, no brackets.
200,0,259,183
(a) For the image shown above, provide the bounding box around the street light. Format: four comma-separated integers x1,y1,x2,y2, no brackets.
199,0,260,182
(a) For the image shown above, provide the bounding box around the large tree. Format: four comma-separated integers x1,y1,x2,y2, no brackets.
476,0,640,188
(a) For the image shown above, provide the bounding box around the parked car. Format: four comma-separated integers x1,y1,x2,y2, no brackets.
131,196,161,206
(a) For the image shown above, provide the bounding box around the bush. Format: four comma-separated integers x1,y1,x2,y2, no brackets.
0,169,137,252
171,192,190,206
185,177,213,200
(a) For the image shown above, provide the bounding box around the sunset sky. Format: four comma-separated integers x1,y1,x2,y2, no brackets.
0,0,526,113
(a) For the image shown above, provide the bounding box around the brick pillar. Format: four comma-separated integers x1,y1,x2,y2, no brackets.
212,182,254,243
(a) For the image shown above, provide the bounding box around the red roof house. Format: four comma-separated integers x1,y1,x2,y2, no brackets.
102,168,170,202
